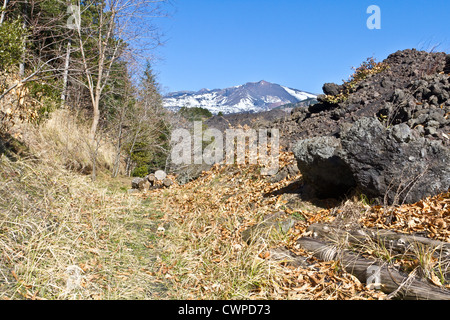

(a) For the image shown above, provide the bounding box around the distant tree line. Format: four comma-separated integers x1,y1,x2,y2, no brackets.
177,106,213,121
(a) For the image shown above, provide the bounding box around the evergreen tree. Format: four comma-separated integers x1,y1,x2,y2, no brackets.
124,61,171,177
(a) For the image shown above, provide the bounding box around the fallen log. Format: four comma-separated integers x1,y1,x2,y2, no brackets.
297,237,450,300
307,223,450,258
147,174,156,186
131,177,146,190
307,223,450,281
163,178,173,188
268,246,308,267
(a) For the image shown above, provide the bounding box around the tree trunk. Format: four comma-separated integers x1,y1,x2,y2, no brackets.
89,8,106,143
87,91,102,181
307,223,450,282
307,223,450,257
125,125,142,176
60,40,71,108
0,0,8,25
125,156,132,177
90,92,101,139
89,136,100,182
112,122,123,178
297,237,450,300
19,0,27,77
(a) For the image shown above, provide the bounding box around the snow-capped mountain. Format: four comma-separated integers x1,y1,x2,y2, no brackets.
163,80,317,114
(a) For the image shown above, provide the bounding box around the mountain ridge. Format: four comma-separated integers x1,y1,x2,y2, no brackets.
163,80,317,114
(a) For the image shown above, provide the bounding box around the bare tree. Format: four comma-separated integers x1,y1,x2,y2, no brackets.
60,39,71,108
65,0,167,180
71,0,167,143
1,0,169,181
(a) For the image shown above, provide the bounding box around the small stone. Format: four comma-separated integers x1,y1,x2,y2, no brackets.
428,95,439,106
425,126,437,136
414,125,425,135
444,54,450,73
391,123,412,143
427,120,440,128
322,83,341,96
420,148,427,158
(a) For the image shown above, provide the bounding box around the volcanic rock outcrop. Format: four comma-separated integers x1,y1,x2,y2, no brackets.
293,117,450,204
287,49,450,204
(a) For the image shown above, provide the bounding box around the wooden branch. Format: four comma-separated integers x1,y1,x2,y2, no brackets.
307,223,450,258
0,53,69,101
0,72,37,101
297,237,450,300
268,246,308,267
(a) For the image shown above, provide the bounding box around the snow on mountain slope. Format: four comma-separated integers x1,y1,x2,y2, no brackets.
281,85,317,101
163,80,317,114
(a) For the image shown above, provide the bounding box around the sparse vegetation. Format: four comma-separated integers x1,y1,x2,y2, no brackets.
150,153,387,299
0,156,168,299
322,57,390,104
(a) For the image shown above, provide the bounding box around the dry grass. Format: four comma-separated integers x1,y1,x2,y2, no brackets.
150,167,287,299
2,115,447,300
20,109,116,174
149,159,385,300
0,155,167,300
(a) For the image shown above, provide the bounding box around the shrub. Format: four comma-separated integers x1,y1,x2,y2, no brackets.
0,19,27,70
322,57,390,104
132,165,149,177
28,78,62,120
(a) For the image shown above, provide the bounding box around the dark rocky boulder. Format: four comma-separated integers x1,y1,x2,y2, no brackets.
322,82,342,96
444,54,450,74
293,117,450,204
340,118,450,204
268,49,450,149
293,136,355,198
275,49,450,204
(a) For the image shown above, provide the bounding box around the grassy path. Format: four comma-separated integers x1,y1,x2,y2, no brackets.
2,153,448,300
0,158,169,299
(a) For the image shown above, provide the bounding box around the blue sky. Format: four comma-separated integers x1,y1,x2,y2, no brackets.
154,0,450,95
